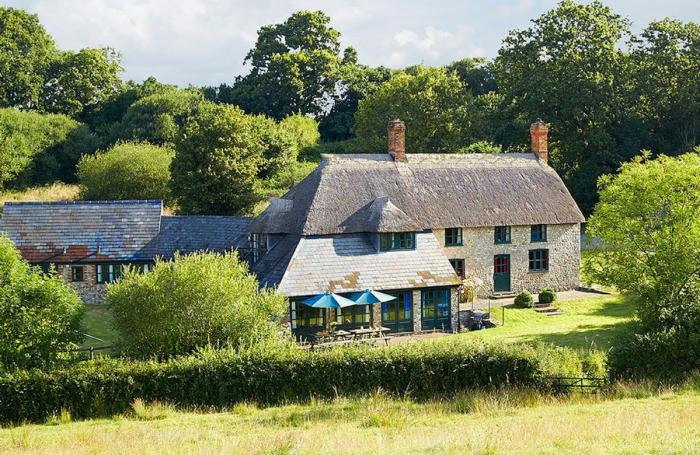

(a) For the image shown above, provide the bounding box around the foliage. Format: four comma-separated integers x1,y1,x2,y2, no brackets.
107,252,286,358
538,289,557,304
109,89,203,146
41,48,124,117
584,152,700,329
0,7,56,109
353,67,477,152
249,114,298,180
229,10,348,119
279,113,320,150
514,291,534,308
0,237,83,371
0,338,591,424
457,140,504,154
0,183,79,212
319,64,393,141
0,108,98,189
77,142,174,204
608,323,700,380
170,102,266,215
494,0,634,214
445,57,497,96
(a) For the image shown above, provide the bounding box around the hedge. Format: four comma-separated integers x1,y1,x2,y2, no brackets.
0,339,589,424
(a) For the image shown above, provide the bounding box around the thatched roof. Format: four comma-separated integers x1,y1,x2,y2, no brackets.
249,153,584,236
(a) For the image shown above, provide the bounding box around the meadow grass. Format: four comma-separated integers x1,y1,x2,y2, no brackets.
0,183,79,211
463,295,635,352
2,385,699,454
79,305,118,349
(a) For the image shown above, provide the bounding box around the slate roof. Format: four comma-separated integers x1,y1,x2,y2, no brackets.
276,231,461,297
249,153,585,236
248,234,301,289
0,200,250,263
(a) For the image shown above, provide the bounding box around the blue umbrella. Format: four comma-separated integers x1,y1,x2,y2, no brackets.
302,292,356,309
350,289,397,305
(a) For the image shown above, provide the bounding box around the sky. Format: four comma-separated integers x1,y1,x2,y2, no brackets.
5,0,699,86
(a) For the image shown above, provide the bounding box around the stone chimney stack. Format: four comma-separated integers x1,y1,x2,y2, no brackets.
387,119,406,162
530,119,548,163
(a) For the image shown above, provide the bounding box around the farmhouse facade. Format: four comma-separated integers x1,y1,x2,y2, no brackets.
247,120,584,337
0,119,584,337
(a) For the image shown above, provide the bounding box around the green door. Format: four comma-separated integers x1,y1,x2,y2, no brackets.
493,254,511,292
381,291,413,333
421,288,451,331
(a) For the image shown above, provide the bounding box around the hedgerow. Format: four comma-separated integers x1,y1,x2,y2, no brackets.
0,339,591,424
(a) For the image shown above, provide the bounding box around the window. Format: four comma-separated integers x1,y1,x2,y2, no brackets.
449,258,465,278
444,228,463,246
379,232,416,251
38,263,51,274
531,224,547,242
290,300,325,330
494,226,511,244
337,305,370,327
529,249,549,272
250,233,268,263
96,264,123,284
71,266,84,282
382,291,413,333
139,263,153,273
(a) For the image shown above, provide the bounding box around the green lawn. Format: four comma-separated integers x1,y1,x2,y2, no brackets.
2,389,699,454
463,294,635,352
79,305,118,349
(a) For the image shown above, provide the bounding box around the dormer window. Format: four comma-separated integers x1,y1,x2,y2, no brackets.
379,232,416,251
444,228,463,246
250,233,268,263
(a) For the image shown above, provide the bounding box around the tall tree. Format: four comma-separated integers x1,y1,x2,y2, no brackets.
445,57,497,96
230,10,349,119
0,7,56,109
495,0,633,214
41,48,124,117
631,19,700,154
353,66,477,152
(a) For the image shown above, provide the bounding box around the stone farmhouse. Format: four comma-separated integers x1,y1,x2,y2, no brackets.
0,119,584,337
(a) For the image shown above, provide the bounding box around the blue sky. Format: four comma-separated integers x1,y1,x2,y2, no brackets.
5,0,699,86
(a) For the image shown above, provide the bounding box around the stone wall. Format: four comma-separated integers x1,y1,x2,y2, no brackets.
58,264,107,304
433,223,581,296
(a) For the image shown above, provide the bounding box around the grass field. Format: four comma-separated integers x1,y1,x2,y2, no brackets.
464,294,635,352
0,184,79,211
2,387,699,454
79,305,118,349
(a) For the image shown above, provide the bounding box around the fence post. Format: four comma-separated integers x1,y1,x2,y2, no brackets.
90,346,94,360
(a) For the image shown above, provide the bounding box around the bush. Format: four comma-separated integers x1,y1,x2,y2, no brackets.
608,325,700,381
279,114,320,150
0,237,84,371
538,289,557,304
0,339,590,424
514,291,534,308
107,252,286,358
0,108,98,189
77,141,173,204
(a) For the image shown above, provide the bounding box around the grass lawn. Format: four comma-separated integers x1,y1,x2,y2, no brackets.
79,305,118,349
2,389,699,454
463,294,635,352
0,184,79,212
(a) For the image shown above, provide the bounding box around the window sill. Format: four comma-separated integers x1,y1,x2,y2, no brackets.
528,269,549,273
494,242,512,245
530,240,548,243
445,244,463,248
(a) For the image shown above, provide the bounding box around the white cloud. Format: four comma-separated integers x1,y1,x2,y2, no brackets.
388,26,483,67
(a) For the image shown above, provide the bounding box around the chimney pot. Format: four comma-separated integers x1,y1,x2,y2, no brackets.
387,119,406,162
530,119,549,163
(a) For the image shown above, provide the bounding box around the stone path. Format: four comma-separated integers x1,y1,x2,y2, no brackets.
461,287,612,311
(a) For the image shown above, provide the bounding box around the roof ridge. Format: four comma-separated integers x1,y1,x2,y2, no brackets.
4,199,163,206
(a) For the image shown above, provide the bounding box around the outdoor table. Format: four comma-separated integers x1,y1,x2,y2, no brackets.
330,330,352,340
350,327,375,339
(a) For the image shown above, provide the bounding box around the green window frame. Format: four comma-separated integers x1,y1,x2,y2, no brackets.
290,300,325,330
421,288,451,331
494,226,511,244
336,305,370,327
531,224,547,242
96,264,123,284
529,249,549,272
444,228,463,246
382,291,413,333
379,232,416,251
250,233,268,263
71,265,85,282
449,258,465,278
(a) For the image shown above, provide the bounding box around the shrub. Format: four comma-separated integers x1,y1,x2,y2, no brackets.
0,339,590,424
77,141,173,204
279,114,320,150
513,291,534,308
107,252,286,359
538,289,557,304
0,237,83,371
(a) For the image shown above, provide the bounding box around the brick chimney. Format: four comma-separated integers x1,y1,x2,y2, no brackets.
530,119,548,163
387,119,406,162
